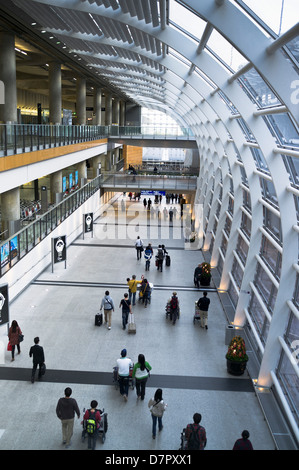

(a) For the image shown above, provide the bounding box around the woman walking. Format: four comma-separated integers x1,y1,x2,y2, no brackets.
8,320,23,361
132,354,152,400
148,388,167,439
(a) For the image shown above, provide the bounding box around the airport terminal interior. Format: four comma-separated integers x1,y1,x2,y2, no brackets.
0,0,298,452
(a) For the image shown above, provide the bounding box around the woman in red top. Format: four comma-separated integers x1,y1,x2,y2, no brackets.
8,320,23,361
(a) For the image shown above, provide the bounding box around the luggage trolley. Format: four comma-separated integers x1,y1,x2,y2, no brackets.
194,301,201,324
179,428,188,450
112,365,135,390
81,408,108,445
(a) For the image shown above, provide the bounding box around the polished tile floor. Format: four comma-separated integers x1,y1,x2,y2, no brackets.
0,196,275,451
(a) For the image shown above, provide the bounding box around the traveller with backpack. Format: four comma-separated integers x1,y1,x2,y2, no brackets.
185,413,207,450
169,292,180,325
156,244,164,272
83,400,102,450
144,243,153,271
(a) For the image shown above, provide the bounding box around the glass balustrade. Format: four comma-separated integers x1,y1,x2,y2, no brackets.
0,124,195,156
0,175,101,277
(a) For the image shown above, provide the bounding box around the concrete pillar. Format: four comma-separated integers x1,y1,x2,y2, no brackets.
1,187,20,238
105,93,112,126
0,31,17,123
94,88,102,126
50,170,63,203
77,161,87,185
49,62,62,125
76,78,86,125
120,100,126,126
113,98,120,125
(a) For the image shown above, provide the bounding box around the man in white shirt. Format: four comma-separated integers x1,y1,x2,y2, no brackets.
135,236,144,260
116,349,133,401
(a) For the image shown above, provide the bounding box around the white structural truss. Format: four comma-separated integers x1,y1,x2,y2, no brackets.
10,0,299,443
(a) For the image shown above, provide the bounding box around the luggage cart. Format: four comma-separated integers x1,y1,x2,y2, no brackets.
81,408,108,445
179,428,187,450
194,301,201,324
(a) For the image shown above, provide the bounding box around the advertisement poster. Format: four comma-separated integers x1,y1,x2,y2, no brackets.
84,213,93,233
52,235,66,264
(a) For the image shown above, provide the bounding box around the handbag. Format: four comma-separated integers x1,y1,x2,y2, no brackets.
40,363,46,376
19,334,24,343
7,341,12,351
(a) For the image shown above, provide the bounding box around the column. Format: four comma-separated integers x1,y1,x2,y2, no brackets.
50,170,63,203
49,62,62,125
77,161,87,186
120,100,126,126
104,93,112,126
76,78,86,125
1,187,20,238
112,97,120,125
0,31,17,123
94,88,102,126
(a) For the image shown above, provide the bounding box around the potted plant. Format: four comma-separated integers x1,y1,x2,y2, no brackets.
199,262,211,286
226,335,248,376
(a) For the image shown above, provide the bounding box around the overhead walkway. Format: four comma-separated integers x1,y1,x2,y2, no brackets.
99,173,197,193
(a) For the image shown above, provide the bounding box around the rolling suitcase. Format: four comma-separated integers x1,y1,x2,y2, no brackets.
166,255,171,266
95,313,103,326
128,313,136,334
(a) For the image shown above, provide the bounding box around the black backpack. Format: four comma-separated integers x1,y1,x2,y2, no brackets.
187,424,201,450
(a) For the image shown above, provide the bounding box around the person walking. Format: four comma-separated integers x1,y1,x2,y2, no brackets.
185,413,207,450
56,387,80,449
156,245,164,272
132,354,152,401
100,290,115,330
29,336,45,383
119,293,132,330
83,400,102,450
127,274,143,305
144,244,153,271
140,278,151,308
148,389,167,439
196,291,210,329
232,430,254,450
135,236,144,260
8,320,23,362
116,349,133,401
169,292,180,325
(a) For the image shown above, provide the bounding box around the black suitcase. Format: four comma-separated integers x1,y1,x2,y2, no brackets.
95,313,103,326
166,255,171,266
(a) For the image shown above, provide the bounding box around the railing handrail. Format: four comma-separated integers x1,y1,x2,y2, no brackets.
0,175,101,277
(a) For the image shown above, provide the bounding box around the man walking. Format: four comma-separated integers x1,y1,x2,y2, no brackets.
197,291,210,329
56,387,80,449
116,349,133,401
119,293,132,330
100,290,115,330
185,413,207,450
29,337,45,383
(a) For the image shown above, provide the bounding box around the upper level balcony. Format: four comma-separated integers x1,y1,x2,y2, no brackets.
0,124,197,157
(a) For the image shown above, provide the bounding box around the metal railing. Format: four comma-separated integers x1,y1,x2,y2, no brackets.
99,173,197,191
0,124,108,156
0,175,101,278
0,124,195,156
